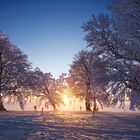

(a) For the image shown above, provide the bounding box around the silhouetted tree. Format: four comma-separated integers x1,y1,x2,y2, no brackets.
82,0,140,110
0,32,35,111
32,69,63,111
69,50,106,111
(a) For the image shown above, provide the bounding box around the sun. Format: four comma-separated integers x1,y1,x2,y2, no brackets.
59,94,73,111
59,89,80,111
62,95,70,105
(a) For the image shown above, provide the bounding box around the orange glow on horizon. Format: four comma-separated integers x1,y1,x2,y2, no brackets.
59,89,82,111
62,95,70,105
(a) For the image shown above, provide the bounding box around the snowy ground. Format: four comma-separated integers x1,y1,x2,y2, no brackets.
0,111,140,140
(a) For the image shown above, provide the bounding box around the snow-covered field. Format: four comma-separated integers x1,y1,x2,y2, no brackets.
0,111,140,140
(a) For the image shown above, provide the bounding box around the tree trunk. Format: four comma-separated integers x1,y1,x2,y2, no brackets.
85,98,92,111
0,97,6,111
93,97,98,116
85,84,92,111
52,103,58,112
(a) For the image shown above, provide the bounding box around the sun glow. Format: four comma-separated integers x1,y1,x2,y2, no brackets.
59,89,82,111
59,94,74,111
62,95,70,105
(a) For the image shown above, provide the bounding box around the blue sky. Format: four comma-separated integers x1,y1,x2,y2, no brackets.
0,0,112,78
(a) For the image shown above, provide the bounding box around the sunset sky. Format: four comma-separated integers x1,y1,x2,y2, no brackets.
0,0,112,78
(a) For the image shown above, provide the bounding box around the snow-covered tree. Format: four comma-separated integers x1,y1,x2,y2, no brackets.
111,0,140,47
0,32,35,111
56,73,68,96
82,0,140,110
32,69,63,111
110,0,140,110
69,50,106,112
69,50,92,111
